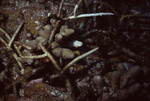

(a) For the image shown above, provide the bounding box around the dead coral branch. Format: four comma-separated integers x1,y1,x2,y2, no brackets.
21,54,47,59
8,22,24,47
39,43,61,71
61,47,99,73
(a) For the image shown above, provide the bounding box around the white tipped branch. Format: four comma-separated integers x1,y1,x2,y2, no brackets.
73,0,82,16
67,13,114,19
73,5,79,17
65,0,114,20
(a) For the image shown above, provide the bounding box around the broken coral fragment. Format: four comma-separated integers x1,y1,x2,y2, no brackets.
52,47,75,59
60,25,75,37
62,48,75,59
25,24,51,50
55,25,75,42
52,47,62,57
55,33,63,41
38,24,52,39
51,42,59,49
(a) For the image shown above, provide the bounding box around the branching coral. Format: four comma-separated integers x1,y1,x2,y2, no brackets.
0,23,25,74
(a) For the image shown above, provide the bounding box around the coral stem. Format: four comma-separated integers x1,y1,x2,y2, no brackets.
8,22,24,47
62,47,99,73
21,54,47,59
39,43,61,71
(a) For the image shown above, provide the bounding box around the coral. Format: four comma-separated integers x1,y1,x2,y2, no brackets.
77,63,144,101
25,24,52,50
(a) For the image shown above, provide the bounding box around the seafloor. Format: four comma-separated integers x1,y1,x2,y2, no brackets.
0,0,150,101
